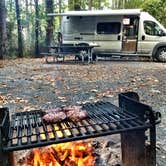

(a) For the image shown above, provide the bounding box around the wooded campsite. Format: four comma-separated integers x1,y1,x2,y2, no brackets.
0,1,166,166
0,0,166,59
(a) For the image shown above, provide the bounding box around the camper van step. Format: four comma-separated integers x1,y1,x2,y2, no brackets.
40,52,76,57
98,53,139,57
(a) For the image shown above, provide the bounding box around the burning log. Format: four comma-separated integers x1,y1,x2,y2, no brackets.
51,147,70,165
24,141,96,166
63,158,77,166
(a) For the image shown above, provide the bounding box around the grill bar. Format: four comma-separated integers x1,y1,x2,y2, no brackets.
1,101,157,152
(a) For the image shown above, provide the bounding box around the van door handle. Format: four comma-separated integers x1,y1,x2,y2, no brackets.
117,35,121,40
142,35,145,40
74,37,83,40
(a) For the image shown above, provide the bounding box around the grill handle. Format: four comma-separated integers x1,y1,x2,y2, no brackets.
145,110,161,125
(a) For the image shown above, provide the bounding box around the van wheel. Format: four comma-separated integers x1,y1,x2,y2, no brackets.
156,47,166,62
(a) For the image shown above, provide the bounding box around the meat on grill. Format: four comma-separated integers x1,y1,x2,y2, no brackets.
66,109,88,121
42,107,62,115
42,106,88,123
42,111,66,123
63,106,82,112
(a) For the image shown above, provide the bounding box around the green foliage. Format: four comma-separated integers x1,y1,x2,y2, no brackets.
4,0,166,58
112,0,143,9
124,0,144,9
141,0,166,27
112,0,166,27
68,0,110,10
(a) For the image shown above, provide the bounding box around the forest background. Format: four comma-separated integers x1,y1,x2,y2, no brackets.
0,0,166,59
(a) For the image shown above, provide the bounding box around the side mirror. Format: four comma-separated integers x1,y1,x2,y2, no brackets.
142,35,145,40
158,30,166,36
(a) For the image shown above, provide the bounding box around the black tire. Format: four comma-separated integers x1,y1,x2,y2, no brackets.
156,47,166,62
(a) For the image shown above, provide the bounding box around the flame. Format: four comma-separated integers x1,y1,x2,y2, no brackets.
26,141,96,166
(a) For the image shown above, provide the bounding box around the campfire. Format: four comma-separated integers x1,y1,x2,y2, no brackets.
25,141,96,166
0,93,161,166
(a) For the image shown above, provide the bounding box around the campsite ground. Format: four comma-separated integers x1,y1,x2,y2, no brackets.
0,57,166,165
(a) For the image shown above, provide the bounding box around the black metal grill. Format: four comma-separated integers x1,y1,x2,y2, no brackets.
0,101,157,152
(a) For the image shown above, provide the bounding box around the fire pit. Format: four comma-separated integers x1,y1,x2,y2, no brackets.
0,92,161,166
25,141,96,166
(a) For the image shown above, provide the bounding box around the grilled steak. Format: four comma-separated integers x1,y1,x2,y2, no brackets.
42,111,66,123
42,106,88,123
42,107,62,115
66,109,88,121
63,106,82,112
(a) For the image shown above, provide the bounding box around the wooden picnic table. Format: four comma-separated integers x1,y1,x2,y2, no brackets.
42,44,100,63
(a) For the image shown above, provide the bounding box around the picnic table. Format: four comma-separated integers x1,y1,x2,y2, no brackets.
41,44,99,63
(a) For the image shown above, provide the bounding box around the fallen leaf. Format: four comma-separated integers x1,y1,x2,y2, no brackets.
58,96,66,100
91,89,98,92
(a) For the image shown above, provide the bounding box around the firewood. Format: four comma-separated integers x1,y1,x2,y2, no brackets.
63,158,77,166
51,148,64,165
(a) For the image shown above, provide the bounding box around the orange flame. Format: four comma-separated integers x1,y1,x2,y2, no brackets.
26,141,96,166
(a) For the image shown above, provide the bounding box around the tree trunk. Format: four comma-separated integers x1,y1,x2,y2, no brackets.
25,0,31,49
0,0,7,60
98,0,101,9
8,0,13,56
34,0,39,57
45,0,54,50
89,0,92,10
58,0,62,27
15,0,23,58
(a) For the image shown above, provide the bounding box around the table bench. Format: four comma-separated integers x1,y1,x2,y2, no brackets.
41,44,99,63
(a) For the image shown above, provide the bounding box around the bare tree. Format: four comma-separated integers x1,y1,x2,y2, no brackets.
0,0,7,59
15,0,23,57
45,0,54,49
89,0,93,10
59,0,62,27
34,0,39,57
25,0,31,47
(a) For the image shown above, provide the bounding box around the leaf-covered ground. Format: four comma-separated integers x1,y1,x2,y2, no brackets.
0,58,166,165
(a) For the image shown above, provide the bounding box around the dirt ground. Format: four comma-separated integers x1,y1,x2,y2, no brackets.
0,57,166,165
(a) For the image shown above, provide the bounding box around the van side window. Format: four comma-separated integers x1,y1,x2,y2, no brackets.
97,22,121,34
144,21,165,36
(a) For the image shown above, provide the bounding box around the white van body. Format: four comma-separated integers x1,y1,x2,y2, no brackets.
48,9,166,62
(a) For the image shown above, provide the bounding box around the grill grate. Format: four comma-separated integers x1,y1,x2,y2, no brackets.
3,101,152,151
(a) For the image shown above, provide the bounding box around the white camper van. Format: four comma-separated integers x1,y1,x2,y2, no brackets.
48,9,166,62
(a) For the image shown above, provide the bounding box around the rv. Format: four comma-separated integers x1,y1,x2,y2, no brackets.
48,9,166,62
